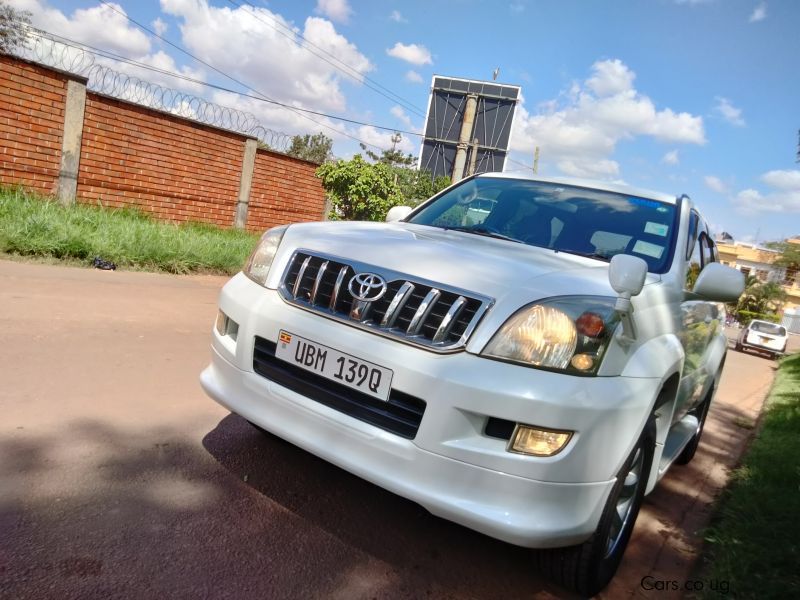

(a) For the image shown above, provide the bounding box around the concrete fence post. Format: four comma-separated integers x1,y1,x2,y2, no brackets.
55,79,87,205
234,138,258,229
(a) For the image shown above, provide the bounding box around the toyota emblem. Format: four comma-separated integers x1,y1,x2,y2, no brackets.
348,273,387,302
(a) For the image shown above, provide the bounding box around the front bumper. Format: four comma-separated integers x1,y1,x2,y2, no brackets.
200,273,663,548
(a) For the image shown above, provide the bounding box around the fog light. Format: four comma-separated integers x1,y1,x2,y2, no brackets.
509,424,572,456
215,311,227,335
570,353,595,371
215,311,239,341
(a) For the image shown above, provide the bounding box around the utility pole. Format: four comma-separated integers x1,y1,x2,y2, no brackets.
452,94,478,182
533,146,540,174
467,138,479,176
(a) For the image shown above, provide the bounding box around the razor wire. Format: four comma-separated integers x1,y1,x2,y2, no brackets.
16,28,294,152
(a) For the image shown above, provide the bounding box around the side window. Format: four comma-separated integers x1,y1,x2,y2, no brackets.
686,211,699,260
700,233,715,268
685,212,702,290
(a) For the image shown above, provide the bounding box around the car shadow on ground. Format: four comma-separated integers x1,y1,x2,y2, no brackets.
201,414,576,599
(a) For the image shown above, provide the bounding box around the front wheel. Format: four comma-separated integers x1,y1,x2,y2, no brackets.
534,416,655,596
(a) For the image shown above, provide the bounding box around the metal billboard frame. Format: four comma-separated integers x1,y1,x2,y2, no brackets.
418,75,521,182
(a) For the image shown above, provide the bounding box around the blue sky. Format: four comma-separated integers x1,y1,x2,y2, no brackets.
12,0,800,242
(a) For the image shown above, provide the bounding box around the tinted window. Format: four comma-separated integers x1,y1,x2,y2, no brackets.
408,178,678,273
700,232,715,267
686,211,699,260
750,322,786,336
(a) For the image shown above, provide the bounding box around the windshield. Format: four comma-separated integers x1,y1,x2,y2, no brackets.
750,321,786,336
407,177,678,273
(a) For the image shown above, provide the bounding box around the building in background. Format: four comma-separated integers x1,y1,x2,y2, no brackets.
716,238,800,317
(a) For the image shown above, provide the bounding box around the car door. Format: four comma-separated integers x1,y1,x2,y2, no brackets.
675,215,719,421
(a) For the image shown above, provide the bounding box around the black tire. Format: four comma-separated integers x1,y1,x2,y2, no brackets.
734,342,742,352
534,416,655,597
675,389,712,465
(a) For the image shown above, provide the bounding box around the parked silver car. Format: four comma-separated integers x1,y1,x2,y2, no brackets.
201,173,744,595
736,319,788,359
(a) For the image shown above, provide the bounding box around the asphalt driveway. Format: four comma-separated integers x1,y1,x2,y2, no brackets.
0,260,789,599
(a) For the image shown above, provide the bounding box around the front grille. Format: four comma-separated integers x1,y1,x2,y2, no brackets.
279,250,493,351
253,337,426,439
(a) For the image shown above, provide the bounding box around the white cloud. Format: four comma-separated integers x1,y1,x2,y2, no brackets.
161,0,372,114
510,59,705,179
389,10,407,23
713,97,745,127
662,150,680,165
405,70,423,83
704,175,728,194
749,2,767,22
10,0,151,56
152,17,168,36
762,169,800,190
389,105,418,132
356,125,415,155
557,159,620,179
732,169,800,214
585,59,635,97
9,0,206,96
386,42,433,66
315,0,352,24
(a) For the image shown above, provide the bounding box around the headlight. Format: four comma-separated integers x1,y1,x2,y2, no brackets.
243,225,288,286
482,296,619,375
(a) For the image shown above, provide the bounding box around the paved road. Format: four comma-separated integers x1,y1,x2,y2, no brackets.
0,260,791,599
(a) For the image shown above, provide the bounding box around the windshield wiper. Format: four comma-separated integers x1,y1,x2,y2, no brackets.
443,226,522,243
556,249,613,262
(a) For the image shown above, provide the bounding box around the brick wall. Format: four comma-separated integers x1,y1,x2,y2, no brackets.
0,56,69,196
248,150,326,231
0,55,326,229
77,93,245,226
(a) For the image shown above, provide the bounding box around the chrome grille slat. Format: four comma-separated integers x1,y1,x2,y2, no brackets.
330,266,348,310
433,296,467,343
381,282,415,328
279,251,493,352
407,289,441,335
310,260,329,305
292,256,312,298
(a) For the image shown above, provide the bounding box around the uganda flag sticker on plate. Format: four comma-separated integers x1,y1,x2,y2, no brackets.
279,331,292,346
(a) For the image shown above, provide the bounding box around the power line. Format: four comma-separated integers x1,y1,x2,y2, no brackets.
226,0,426,119
96,0,389,151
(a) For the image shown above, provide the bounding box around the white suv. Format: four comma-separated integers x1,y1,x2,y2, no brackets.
200,174,744,595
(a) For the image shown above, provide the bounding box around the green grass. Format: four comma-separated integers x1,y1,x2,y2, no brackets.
0,186,259,275
697,352,800,598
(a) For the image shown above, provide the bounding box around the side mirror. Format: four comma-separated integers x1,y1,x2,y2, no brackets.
609,254,648,299
691,263,745,302
609,254,648,343
385,206,413,223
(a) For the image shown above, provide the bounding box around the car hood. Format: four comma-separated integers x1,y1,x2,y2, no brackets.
270,221,659,308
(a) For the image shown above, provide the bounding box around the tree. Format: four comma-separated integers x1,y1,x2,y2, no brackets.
732,274,787,324
287,132,333,164
360,132,415,167
358,132,451,204
0,1,31,55
393,168,450,206
316,154,403,221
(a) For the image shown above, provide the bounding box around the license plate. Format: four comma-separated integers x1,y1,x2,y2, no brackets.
760,336,771,344
275,331,393,401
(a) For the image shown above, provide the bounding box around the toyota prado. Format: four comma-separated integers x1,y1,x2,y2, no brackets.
200,173,744,595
